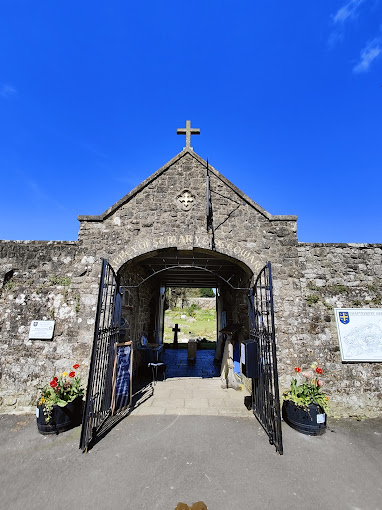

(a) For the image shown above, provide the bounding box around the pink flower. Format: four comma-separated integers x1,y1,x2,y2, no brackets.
301,371,311,379
317,380,324,387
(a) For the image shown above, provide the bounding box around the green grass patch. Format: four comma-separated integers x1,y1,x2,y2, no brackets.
164,308,217,342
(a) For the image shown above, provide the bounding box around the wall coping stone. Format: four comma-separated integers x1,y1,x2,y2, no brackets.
298,242,382,248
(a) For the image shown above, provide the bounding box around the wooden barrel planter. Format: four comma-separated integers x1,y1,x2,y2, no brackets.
282,400,327,436
36,397,83,435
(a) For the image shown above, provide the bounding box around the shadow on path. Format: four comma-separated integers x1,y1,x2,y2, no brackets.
85,376,154,451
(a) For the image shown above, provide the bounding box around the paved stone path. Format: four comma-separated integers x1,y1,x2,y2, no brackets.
131,377,252,417
133,347,252,417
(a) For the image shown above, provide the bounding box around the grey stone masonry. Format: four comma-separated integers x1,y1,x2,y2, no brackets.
0,148,381,417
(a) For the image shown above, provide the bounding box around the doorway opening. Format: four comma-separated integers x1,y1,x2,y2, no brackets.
117,248,252,381
81,256,284,454
163,286,218,378
164,287,216,343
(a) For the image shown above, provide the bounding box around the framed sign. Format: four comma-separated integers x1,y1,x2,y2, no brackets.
111,342,133,414
334,308,382,362
29,320,55,340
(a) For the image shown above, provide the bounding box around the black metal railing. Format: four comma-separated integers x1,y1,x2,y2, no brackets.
249,262,283,455
80,260,121,452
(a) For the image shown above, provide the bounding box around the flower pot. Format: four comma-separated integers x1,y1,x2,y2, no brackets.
282,400,326,436
36,396,83,435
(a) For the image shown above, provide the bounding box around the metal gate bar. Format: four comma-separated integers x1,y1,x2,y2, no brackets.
249,262,283,454
79,260,121,452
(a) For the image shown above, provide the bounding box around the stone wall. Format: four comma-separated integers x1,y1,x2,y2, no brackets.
285,243,382,417
0,241,100,412
187,297,216,310
0,149,381,418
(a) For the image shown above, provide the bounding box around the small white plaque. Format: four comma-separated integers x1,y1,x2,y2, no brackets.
36,407,40,418
317,413,326,424
29,320,55,340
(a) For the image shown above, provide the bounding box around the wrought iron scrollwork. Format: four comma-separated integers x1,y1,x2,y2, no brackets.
79,260,122,452
249,262,283,455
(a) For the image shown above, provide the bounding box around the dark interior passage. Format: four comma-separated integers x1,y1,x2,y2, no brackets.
118,248,253,379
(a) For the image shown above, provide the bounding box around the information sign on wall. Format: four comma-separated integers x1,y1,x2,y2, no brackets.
334,308,382,362
29,320,55,340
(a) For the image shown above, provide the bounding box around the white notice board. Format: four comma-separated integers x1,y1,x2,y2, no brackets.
334,309,382,362
29,321,55,340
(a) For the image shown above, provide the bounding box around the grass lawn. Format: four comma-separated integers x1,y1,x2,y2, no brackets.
164,307,217,342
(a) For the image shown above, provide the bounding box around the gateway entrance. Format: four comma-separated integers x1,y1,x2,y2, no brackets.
80,249,283,454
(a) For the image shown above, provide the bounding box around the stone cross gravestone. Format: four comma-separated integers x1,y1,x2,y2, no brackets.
172,323,181,346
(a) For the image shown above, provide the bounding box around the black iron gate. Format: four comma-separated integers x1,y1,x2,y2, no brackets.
79,259,122,452
248,262,283,454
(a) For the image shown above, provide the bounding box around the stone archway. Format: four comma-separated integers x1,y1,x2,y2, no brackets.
115,247,254,357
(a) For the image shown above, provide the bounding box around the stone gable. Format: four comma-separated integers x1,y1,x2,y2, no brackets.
77,149,298,277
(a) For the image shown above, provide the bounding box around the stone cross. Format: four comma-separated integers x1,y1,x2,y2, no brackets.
172,323,180,346
177,120,200,150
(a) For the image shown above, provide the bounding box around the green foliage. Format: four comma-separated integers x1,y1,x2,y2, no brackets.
283,364,329,413
50,276,71,302
166,287,190,309
352,299,362,307
199,287,215,298
322,300,333,310
306,294,319,306
35,284,45,295
307,282,320,292
38,365,84,423
284,378,329,414
187,303,200,318
371,296,381,305
328,284,349,295
74,294,81,313
3,278,15,291
50,276,71,287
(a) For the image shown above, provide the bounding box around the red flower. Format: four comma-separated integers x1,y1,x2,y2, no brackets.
53,377,58,382
50,380,58,388
73,364,79,369
69,371,75,378
294,367,301,373
315,367,323,374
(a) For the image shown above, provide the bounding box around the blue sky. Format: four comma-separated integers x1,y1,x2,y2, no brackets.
1,1,381,243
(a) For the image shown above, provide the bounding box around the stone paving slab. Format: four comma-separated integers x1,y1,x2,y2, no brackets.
130,377,252,417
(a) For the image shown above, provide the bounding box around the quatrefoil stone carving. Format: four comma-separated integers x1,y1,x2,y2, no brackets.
177,190,195,211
